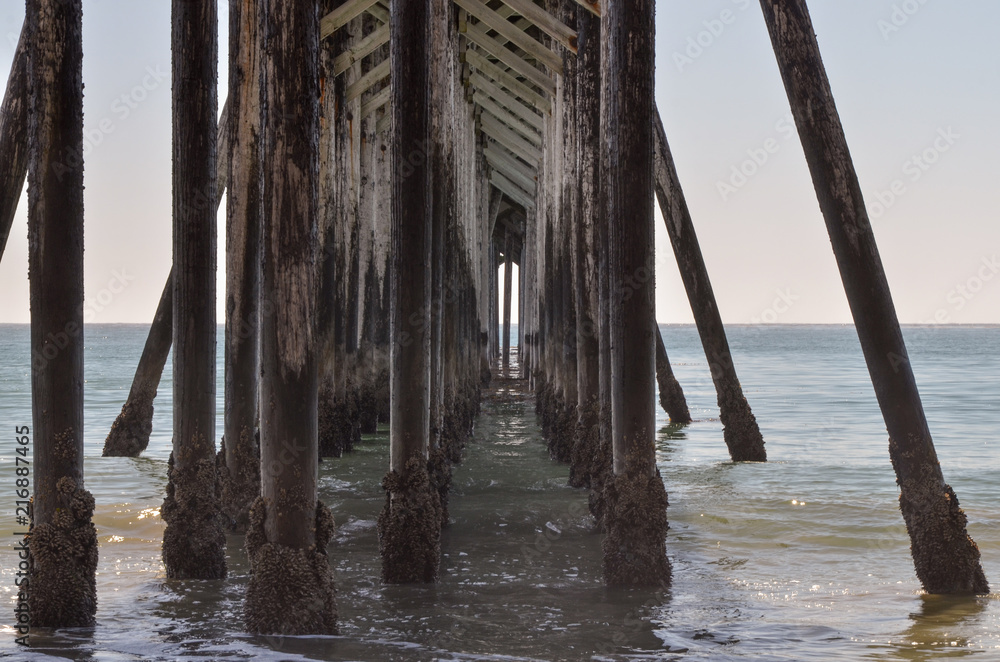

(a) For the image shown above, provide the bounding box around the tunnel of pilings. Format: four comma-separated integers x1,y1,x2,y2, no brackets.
5,0,988,636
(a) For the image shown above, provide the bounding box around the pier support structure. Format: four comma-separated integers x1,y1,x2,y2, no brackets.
245,0,338,634
759,0,988,594
601,0,671,588
24,0,97,627
161,0,226,581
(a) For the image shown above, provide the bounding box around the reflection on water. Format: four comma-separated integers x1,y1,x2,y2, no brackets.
1,325,1000,660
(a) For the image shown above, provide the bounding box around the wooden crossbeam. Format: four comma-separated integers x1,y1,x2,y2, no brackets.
480,111,542,163
484,146,536,193
474,92,542,146
495,0,577,53
320,0,380,38
485,141,536,179
333,22,390,75
347,57,389,102
465,48,550,112
478,100,542,149
368,2,389,24
464,22,557,93
453,0,562,73
361,84,390,118
470,72,543,132
490,171,535,210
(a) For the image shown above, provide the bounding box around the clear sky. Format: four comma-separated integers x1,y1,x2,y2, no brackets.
0,1,997,325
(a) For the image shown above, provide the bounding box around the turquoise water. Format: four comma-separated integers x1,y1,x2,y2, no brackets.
1,324,999,660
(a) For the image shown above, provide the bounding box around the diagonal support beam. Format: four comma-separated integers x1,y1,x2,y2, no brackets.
480,111,541,163
490,171,535,210
333,22,390,75
465,48,550,113
495,0,577,53
474,91,542,142
484,146,536,193
464,22,556,93
321,0,380,38
470,71,543,132
347,57,390,102
453,0,563,73
478,100,541,147
361,84,390,118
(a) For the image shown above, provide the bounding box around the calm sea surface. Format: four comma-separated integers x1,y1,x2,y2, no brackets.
1,324,998,660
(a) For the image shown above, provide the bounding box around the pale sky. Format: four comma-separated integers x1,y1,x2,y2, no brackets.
0,1,997,325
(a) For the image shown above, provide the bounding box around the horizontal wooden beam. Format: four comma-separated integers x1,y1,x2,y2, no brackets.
470,72,543,132
465,48,550,112
453,0,563,73
347,57,389,102
321,0,379,38
484,146,537,193
480,111,542,163
361,84,390,118
333,22,390,76
490,171,535,210
495,0,577,53
464,22,556,94
473,91,542,143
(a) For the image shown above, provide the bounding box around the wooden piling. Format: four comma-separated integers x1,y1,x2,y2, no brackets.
655,324,692,424
218,0,261,534
24,0,97,627
162,0,226,581
104,110,229,458
245,0,337,634
103,271,173,457
0,21,26,261
378,0,441,584
568,6,600,490
759,0,988,594
602,0,671,588
653,107,766,462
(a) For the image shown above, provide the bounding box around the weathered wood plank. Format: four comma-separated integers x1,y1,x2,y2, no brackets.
480,110,542,161
470,71,543,131
346,56,389,101
484,145,536,193
361,84,390,118
453,0,562,72
333,22,389,75
473,90,542,140
321,0,379,38
495,0,577,53
490,172,535,210
465,47,550,112
464,21,557,91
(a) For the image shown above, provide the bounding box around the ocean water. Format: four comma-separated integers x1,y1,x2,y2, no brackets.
1,323,999,661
